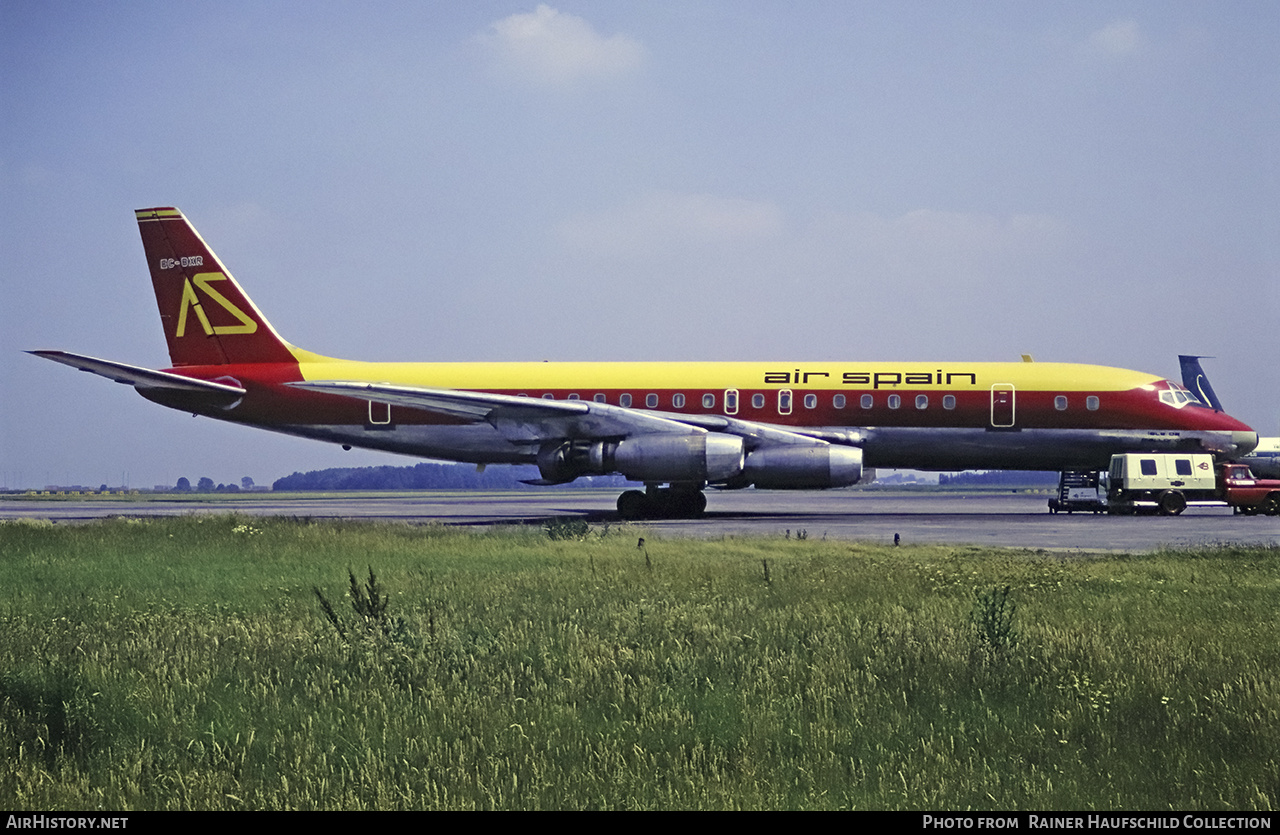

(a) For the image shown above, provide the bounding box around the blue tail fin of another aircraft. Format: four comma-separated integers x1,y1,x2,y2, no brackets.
1178,355,1223,412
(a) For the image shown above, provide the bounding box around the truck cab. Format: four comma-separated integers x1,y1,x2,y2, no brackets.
1218,463,1280,516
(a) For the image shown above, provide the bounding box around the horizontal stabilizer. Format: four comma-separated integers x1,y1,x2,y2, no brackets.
29,350,246,395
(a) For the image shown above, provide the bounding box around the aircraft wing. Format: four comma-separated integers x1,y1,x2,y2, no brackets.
288,380,851,448
673,412,867,448
289,380,711,442
29,350,247,395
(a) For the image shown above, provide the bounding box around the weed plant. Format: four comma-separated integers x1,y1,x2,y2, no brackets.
970,585,1019,653
0,516,1276,810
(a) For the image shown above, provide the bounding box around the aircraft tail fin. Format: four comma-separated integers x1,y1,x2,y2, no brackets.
136,207,299,367
1178,355,1224,411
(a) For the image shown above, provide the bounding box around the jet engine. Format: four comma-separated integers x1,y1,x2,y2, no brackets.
742,444,863,489
537,433,745,484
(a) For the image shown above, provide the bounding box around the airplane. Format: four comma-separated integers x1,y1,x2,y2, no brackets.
1179,355,1279,479
1240,438,1280,480
31,207,1260,518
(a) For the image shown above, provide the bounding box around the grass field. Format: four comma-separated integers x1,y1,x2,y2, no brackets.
1,516,1276,810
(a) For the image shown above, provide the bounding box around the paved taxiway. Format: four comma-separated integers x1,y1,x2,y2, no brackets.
2,490,1276,551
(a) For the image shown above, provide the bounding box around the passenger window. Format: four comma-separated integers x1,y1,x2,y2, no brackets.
915,394,928,410
567,393,580,400
861,394,874,409
672,393,685,408
542,393,554,399
645,393,658,409
833,394,846,409
725,389,738,414
1055,396,1068,411
1175,459,1193,476
1140,459,1158,476
702,393,715,409
942,395,956,410
620,393,632,407
593,393,606,403
887,394,901,409
778,390,792,414
1087,396,1100,411
804,393,817,409
752,393,765,409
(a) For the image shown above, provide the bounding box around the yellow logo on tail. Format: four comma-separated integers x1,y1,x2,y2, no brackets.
176,273,259,337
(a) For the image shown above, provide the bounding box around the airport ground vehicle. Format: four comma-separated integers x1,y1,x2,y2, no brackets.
31,208,1260,519
1048,470,1106,514
1106,453,1280,516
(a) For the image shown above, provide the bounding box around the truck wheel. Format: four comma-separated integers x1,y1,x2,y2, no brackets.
1264,494,1280,516
1158,490,1186,516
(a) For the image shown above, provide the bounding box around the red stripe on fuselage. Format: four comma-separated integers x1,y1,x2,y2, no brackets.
160,368,1255,434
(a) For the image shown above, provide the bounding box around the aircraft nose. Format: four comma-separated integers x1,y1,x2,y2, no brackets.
1232,431,1259,457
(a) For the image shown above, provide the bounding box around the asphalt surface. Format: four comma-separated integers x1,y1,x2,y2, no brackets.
2,489,1276,551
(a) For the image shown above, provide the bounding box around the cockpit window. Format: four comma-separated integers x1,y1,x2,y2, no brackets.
1156,380,1202,409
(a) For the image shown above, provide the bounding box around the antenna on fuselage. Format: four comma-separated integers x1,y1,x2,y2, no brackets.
1178,355,1224,412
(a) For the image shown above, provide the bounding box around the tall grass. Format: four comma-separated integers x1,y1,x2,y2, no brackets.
0,516,1276,810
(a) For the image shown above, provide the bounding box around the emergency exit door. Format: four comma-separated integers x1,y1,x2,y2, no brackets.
990,384,1015,428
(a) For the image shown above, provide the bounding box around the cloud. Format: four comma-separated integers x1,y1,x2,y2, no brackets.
1089,19,1143,56
818,209,1068,262
478,5,646,86
800,209,1072,297
557,191,785,257
543,204,1076,360
557,199,1067,283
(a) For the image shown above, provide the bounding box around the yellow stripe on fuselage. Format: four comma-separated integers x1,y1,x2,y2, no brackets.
293,357,1161,393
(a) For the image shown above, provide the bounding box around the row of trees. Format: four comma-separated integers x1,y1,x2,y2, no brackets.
938,471,1057,486
272,463,630,491
173,476,256,492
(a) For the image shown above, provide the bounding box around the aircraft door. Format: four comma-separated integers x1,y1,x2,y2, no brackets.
990,384,1015,428
368,400,391,426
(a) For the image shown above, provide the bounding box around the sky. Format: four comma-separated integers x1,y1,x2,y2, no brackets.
2,2,1277,489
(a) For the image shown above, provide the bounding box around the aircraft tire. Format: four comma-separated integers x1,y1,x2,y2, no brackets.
1158,490,1186,516
617,488,707,519
672,490,706,518
617,490,647,520
652,489,701,519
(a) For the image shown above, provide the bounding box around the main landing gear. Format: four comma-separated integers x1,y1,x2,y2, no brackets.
616,485,708,520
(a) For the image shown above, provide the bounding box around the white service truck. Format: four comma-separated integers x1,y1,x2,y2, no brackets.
1106,453,1280,516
